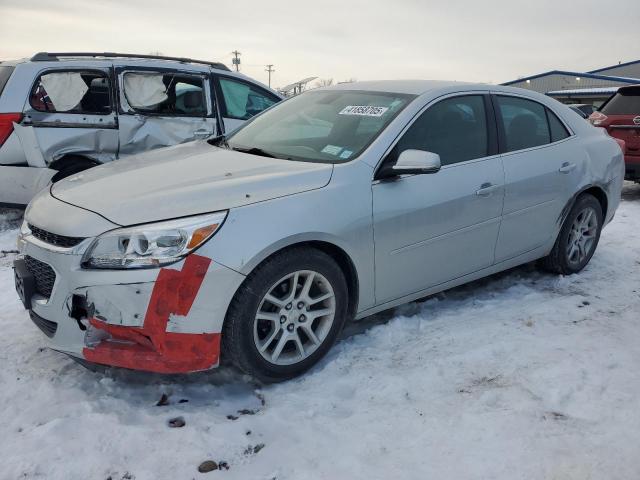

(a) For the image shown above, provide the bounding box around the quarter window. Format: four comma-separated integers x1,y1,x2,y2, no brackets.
547,109,570,142
496,96,552,152
219,77,279,120
122,72,207,116
389,95,489,166
30,71,111,114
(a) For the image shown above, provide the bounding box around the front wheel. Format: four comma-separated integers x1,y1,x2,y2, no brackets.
222,247,349,383
540,193,603,274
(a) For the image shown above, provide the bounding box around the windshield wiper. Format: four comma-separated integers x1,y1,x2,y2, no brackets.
231,146,277,158
207,134,229,149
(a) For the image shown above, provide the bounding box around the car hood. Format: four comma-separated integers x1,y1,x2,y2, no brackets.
51,141,333,226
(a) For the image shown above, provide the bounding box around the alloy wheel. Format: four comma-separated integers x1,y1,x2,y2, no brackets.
566,206,598,266
253,270,336,366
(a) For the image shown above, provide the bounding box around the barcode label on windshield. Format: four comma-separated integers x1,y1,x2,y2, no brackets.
339,105,389,117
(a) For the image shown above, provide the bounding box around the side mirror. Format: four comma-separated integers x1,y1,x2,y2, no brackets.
391,149,441,175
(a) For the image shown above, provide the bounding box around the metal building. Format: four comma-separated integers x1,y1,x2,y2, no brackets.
501,60,640,107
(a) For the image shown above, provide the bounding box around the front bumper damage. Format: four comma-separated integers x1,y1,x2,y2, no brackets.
17,231,245,374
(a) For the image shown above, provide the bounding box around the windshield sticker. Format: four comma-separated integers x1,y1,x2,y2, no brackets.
321,144,343,156
339,105,389,117
339,150,353,159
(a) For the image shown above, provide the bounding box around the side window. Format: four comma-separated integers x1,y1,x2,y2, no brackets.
546,108,570,142
496,96,551,152
122,72,206,116
30,71,111,114
219,77,278,120
389,95,488,166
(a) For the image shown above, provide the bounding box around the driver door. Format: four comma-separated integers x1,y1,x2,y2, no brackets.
372,94,504,303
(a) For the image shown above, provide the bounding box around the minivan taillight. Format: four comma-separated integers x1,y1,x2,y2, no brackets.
0,113,23,147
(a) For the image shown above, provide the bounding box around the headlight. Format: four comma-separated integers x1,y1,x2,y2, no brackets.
82,211,227,269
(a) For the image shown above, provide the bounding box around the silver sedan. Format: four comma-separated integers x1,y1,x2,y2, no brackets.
15,80,624,382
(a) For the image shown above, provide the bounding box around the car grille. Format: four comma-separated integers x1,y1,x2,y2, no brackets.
24,256,56,298
29,224,85,248
29,311,58,338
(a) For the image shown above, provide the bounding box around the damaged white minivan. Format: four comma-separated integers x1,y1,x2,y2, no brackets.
0,52,282,205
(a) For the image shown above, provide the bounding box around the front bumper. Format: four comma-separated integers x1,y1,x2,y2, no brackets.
17,230,245,373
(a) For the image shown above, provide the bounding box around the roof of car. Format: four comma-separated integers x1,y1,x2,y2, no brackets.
326,80,481,95
27,52,231,71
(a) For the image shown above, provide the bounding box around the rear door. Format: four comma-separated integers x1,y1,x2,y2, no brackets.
493,94,578,262
114,63,216,156
212,74,281,133
19,65,118,165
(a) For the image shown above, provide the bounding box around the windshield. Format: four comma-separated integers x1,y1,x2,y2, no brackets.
225,90,415,163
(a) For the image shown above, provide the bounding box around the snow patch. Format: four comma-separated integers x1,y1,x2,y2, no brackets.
1,185,640,479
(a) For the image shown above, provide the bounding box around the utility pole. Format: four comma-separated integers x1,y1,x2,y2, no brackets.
265,64,275,87
231,50,241,72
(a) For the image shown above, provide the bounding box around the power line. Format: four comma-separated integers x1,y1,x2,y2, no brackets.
265,64,275,87
231,50,241,72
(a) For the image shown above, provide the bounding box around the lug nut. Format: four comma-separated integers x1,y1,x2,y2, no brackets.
280,315,287,324
297,301,305,309
285,303,293,310
287,324,295,332
299,314,306,322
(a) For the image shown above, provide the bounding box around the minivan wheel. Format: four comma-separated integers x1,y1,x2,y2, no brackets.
222,247,349,383
540,193,603,275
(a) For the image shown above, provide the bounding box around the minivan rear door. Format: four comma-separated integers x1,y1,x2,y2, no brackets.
114,63,217,157
19,64,119,166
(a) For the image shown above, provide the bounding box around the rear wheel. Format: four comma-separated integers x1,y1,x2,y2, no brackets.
540,193,603,274
222,247,349,383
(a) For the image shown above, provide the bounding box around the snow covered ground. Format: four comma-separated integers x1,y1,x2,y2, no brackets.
1,184,639,480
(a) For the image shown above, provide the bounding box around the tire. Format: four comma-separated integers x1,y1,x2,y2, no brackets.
51,157,99,183
540,193,603,275
222,247,349,383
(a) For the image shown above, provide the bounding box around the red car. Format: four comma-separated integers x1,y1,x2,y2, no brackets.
589,85,640,181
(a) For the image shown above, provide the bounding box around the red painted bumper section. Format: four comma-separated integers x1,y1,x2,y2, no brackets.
82,255,221,373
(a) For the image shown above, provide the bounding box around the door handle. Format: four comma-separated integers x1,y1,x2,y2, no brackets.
476,183,499,197
559,162,577,174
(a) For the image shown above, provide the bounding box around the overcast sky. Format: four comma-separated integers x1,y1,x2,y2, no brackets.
1,0,638,89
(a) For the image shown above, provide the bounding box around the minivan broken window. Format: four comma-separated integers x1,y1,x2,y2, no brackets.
30,71,111,114
219,77,278,119
123,72,207,116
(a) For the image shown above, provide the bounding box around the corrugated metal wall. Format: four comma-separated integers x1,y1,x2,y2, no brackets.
508,74,633,94
592,64,640,79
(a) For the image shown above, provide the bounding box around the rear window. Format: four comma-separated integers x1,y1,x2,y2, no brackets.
0,66,15,96
30,70,111,114
600,87,640,115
